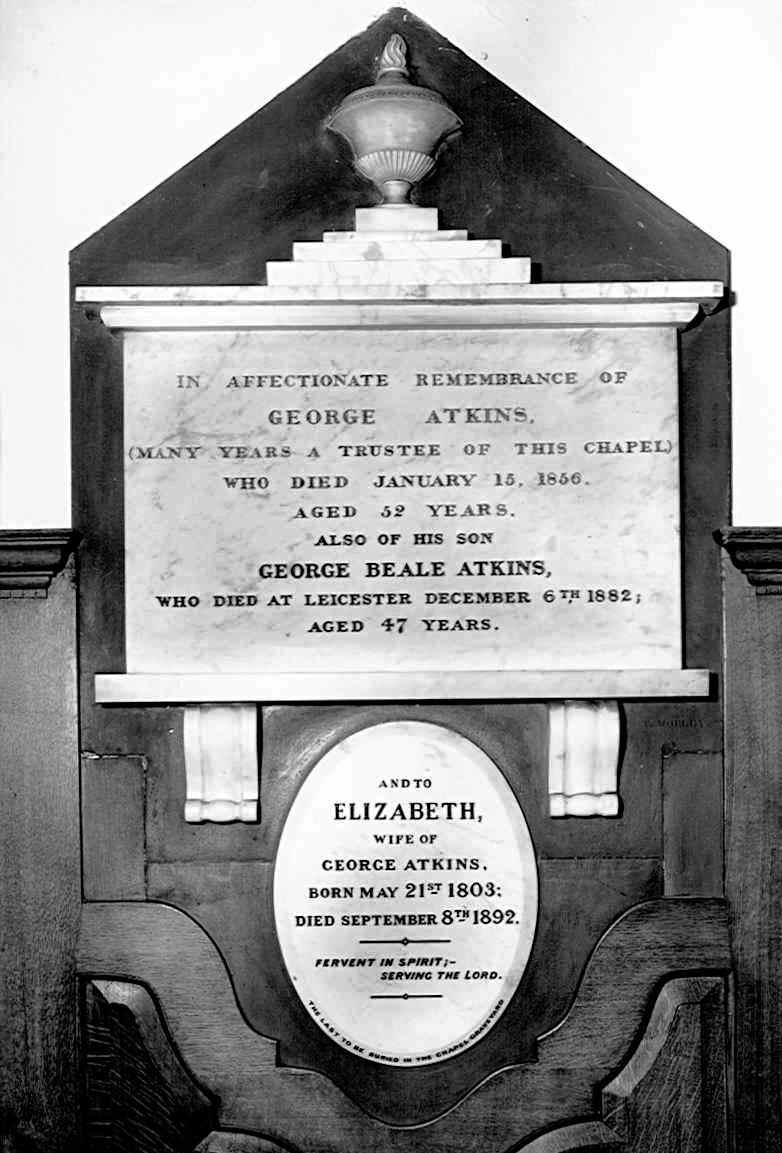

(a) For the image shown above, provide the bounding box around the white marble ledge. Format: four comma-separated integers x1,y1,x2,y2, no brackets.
94,668,711,705
292,238,503,261
75,281,724,306
265,256,532,287
75,282,724,332
83,300,714,332
322,229,469,243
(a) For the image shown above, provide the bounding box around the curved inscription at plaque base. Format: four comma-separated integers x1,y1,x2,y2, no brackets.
273,720,538,1066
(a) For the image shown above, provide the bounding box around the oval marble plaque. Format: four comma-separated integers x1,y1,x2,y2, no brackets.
273,720,538,1066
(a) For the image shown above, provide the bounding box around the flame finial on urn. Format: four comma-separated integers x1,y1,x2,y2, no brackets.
326,34,462,206
377,33,409,78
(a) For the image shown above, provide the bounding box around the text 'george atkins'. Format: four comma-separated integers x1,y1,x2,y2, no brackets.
333,801,478,821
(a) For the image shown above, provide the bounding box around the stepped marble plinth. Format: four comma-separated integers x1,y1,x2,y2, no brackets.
292,238,501,261
270,206,530,289
354,204,440,231
266,256,531,287
322,229,469,243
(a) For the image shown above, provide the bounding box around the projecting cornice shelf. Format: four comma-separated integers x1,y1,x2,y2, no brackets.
0,530,78,598
94,668,712,704
75,281,724,331
718,527,782,594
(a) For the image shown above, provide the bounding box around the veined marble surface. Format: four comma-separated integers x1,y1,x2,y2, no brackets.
94,668,712,704
265,256,532,287
292,239,502,261
122,324,682,675
354,205,440,231
321,229,470,243
76,280,723,305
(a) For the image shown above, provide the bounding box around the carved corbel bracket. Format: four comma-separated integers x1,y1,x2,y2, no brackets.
183,705,259,823
548,700,622,817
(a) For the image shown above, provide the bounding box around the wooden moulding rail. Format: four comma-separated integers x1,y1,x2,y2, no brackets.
94,667,712,705
0,529,78,598
717,525,782,594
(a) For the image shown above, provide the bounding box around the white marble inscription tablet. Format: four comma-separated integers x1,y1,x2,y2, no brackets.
123,325,681,673
273,721,538,1065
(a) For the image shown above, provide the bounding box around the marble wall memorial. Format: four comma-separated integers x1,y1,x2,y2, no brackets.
69,10,734,1151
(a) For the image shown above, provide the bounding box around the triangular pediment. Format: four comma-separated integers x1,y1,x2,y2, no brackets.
71,7,727,287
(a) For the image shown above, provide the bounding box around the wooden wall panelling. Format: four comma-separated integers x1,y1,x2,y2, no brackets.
84,979,216,1152
601,976,727,1152
535,900,729,1070
662,750,723,897
77,898,730,1152
0,541,81,1152
0,530,74,596
73,683,722,1126
186,976,729,1153
194,1136,304,1153
510,1124,620,1152
82,754,147,900
70,693,668,1123
531,858,662,1036
145,860,281,1038
143,854,660,1115
720,540,782,1153
197,1124,622,1153
135,697,668,869
138,699,670,1120
509,975,728,1153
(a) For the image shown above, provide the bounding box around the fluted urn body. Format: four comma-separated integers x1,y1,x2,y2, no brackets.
327,35,462,204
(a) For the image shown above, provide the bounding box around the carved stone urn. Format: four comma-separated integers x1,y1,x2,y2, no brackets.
327,34,462,205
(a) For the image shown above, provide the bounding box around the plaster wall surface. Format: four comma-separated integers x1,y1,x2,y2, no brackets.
1,0,779,526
